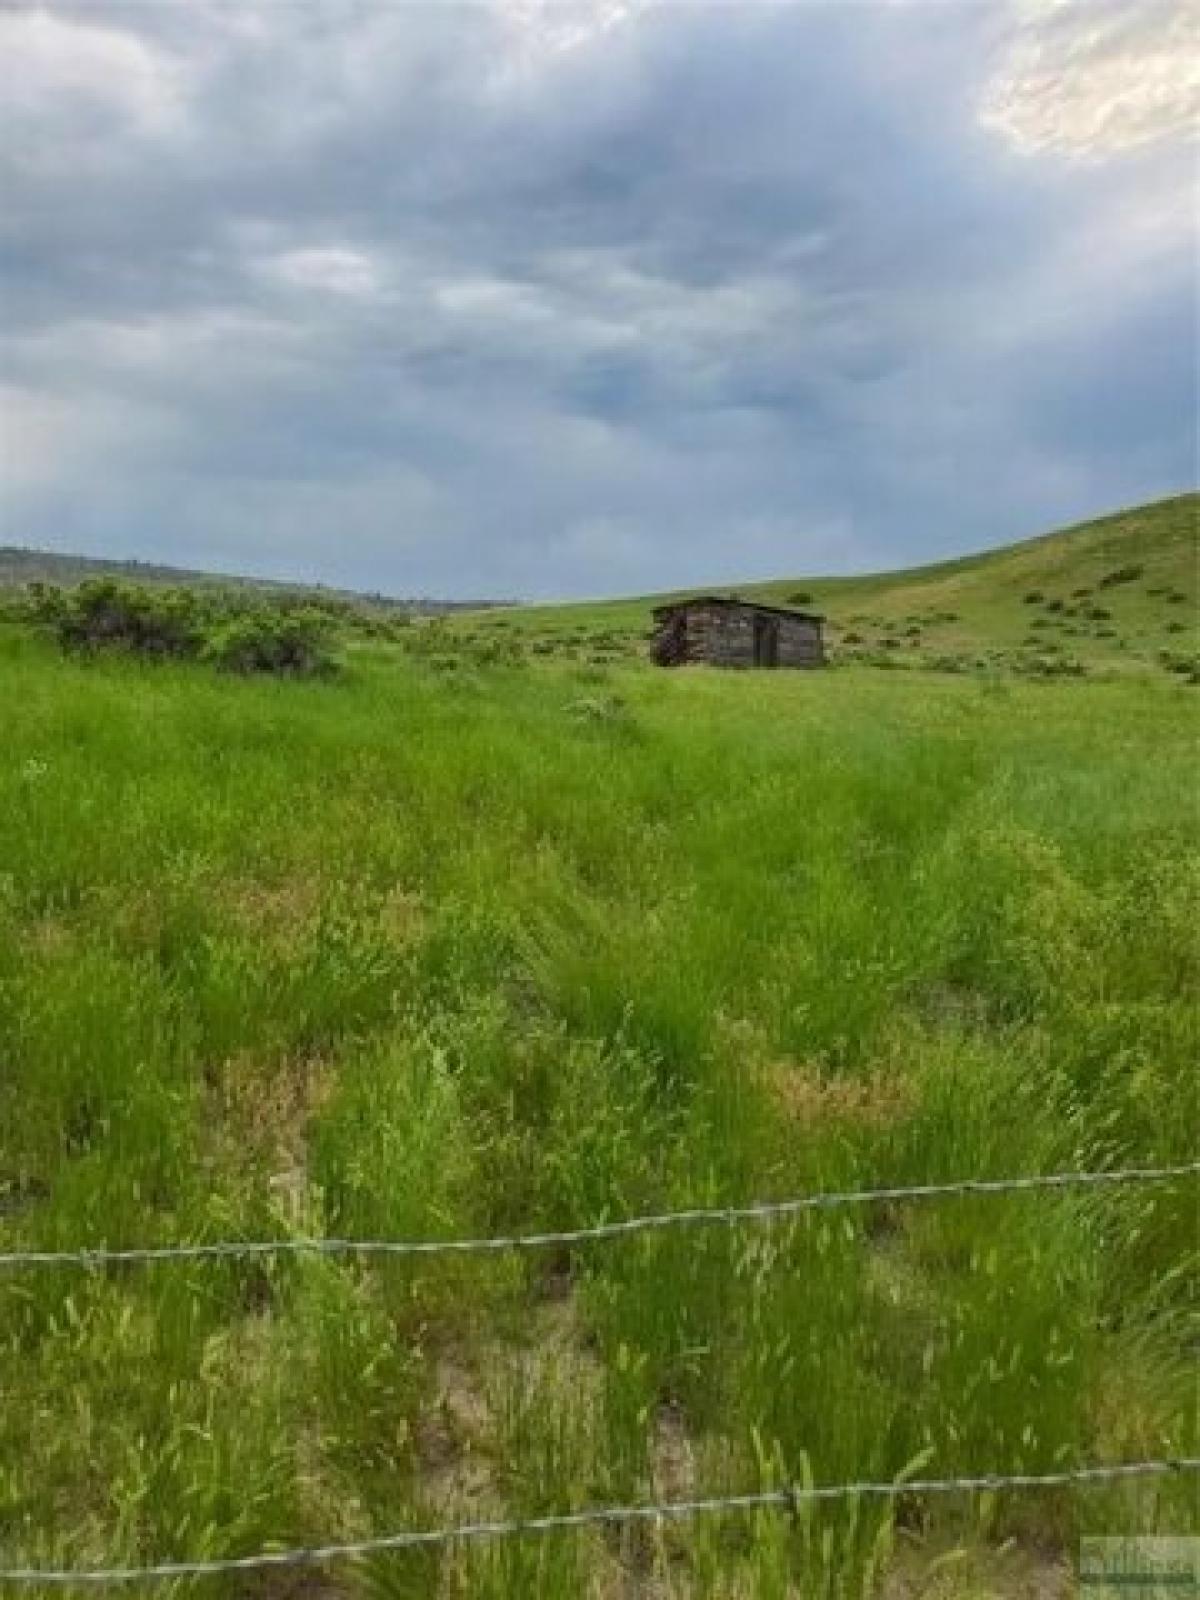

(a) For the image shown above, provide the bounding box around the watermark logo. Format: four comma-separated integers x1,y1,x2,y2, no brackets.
1080,1539,1198,1598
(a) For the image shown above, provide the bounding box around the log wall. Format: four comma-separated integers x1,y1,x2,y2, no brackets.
678,605,823,668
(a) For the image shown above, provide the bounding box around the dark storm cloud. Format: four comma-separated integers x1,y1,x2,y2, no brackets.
1,1,1194,598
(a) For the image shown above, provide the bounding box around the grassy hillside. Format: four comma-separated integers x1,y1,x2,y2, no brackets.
460,493,1198,677
1,609,1196,1594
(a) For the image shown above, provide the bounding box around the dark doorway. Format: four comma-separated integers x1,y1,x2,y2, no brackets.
753,613,779,667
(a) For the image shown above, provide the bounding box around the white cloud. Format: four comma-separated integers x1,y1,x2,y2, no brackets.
0,379,180,507
981,0,1200,157
256,247,385,299
0,8,185,133
496,0,644,59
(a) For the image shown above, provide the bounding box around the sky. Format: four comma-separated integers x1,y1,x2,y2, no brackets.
1,1,1196,601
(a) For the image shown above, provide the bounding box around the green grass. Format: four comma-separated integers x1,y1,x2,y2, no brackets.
1,499,1198,1596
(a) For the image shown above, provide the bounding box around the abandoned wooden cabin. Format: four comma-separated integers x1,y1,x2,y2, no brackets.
650,596,825,669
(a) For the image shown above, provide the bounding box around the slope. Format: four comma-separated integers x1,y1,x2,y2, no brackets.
466,492,1197,673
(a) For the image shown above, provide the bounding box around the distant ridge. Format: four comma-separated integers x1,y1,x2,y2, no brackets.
0,546,503,615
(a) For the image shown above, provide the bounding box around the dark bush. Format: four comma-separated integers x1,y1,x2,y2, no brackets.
788,590,814,606
204,609,338,676
1098,563,1144,588
55,579,204,658
1159,649,1199,678
1023,591,1044,604
24,581,67,624
1022,654,1086,678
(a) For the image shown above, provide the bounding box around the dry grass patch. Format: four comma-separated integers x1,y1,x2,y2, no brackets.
221,876,324,947
204,1047,335,1212
765,1060,915,1133
881,1539,1071,1599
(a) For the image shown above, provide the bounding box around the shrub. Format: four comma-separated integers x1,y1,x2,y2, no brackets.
567,693,628,723
1159,649,1199,678
788,590,814,606
204,609,338,677
32,578,343,677
24,581,67,625
54,579,204,658
1098,563,1144,588
1043,598,1064,613
1023,591,1044,604
1085,606,1112,621
1021,654,1086,678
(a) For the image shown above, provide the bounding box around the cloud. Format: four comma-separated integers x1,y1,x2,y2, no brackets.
0,8,186,135
981,0,1200,157
255,246,385,299
0,0,1194,599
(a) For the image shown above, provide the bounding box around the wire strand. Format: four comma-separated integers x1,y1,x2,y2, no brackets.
2,1458,1193,1587
2,1160,1195,1270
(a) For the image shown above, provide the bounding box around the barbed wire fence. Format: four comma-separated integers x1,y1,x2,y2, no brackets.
3,1160,1196,1270
3,1460,1197,1588
1,1158,1196,1587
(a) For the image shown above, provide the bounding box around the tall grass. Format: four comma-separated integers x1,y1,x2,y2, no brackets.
0,627,1196,1595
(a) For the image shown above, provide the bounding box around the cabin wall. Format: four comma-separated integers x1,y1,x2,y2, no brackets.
775,616,825,667
651,604,824,668
683,607,823,668
686,606,753,666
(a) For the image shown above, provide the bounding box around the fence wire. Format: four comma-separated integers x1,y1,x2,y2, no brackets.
1,1458,1194,1587
2,1160,1196,1271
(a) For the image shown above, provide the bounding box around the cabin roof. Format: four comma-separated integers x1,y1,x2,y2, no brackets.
651,595,825,625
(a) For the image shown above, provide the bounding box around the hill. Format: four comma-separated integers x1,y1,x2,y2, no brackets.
0,546,496,616
464,492,1198,675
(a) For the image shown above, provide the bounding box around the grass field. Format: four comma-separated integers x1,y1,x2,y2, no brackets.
1,498,1197,1597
